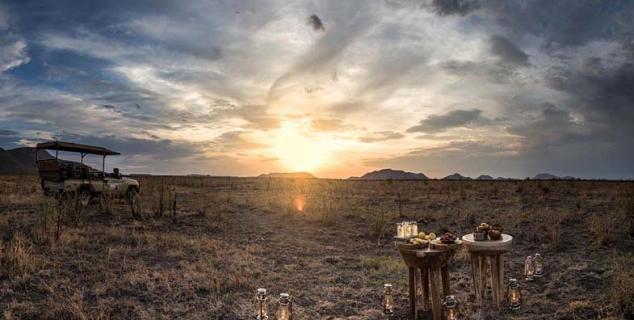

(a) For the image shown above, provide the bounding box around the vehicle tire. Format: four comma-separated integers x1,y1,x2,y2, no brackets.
126,188,138,203
127,188,140,218
79,188,92,207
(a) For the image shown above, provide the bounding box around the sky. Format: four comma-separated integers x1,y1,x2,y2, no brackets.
0,0,633,179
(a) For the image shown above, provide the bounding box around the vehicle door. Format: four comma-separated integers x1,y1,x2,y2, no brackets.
105,176,126,195
88,170,106,193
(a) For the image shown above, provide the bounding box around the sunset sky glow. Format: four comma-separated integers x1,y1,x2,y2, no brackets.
1,0,633,179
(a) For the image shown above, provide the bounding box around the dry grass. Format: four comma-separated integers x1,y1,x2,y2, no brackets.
0,176,631,319
609,253,634,318
0,234,38,279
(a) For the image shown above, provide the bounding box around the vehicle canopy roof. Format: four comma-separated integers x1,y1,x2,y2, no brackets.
36,141,120,156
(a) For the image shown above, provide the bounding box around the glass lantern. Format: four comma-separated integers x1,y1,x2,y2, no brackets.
506,278,522,311
524,256,535,281
383,283,394,316
410,221,418,237
255,288,269,320
396,223,405,238
276,293,293,320
442,295,459,320
534,253,544,277
404,222,412,237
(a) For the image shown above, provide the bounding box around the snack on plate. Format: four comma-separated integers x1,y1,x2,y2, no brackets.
407,237,429,248
488,229,502,240
416,231,436,241
488,224,503,240
440,232,458,244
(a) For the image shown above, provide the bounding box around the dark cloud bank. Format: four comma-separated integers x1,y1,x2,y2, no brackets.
0,0,633,178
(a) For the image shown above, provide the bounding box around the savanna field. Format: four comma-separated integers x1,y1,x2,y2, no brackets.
0,175,632,319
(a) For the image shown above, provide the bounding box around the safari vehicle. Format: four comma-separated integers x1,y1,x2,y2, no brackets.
36,141,140,206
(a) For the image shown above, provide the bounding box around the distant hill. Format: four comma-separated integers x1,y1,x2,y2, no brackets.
533,173,560,180
476,175,494,180
0,147,53,175
496,176,518,181
443,173,472,180
355,169,428,180
258,172,316,179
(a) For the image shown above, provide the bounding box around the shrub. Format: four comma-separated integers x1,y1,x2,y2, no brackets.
368,205,387,243
626,194,634,237
99,190,115,215
535,208,568,248
609,254,634,318
34,200,59,245
0,234,37,279
587,210,627,246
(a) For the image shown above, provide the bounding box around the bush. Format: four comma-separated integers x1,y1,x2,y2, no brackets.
368,205,387,243
610,254,634,318
1,235,37,279
534,208,569,248
587,210,627,246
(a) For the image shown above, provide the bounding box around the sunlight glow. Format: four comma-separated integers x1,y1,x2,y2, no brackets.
272,120,331,172
294,195,305,211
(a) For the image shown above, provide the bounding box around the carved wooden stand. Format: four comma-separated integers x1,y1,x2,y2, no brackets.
395,243,457,320
461,233,513,310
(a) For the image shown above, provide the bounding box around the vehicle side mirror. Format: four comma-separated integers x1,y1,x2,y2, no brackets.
113,168,120,177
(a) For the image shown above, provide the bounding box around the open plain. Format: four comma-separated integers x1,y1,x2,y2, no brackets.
0,175,632,319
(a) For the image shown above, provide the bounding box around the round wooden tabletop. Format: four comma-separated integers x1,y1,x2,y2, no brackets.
461,233,513,252
395,242,454,268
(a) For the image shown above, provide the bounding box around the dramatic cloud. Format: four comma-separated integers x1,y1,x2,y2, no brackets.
0,35,29,72
489,35,529,66
358,131,405,143
407,109,490,133
0,0,632,178
430,0,480,16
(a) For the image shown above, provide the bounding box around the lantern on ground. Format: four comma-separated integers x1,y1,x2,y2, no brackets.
506,278,522,311
442,295,459,320
255,288,269,320
533,253,544,277
524,256,535,281
383,283,394,316
276,293,293,320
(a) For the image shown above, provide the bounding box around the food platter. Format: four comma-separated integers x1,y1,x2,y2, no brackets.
395,240,429,250
393,236,414,242
430,238,462,250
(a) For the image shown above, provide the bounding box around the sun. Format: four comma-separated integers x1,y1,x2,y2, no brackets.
272,120,330,173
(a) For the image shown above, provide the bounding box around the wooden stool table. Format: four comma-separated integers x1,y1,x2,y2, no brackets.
395,242,457,320
461,233,513,310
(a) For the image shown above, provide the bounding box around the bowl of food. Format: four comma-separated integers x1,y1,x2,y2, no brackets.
488,229,502,240
474,230,487,241
476,222,491,233
440,232,458,244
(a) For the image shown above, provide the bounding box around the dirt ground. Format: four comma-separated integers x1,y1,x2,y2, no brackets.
0,175,632,319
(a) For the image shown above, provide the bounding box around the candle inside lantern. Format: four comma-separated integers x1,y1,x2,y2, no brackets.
442,295,459,320
410,221,418,237
276,293,292,320
396,223,405,238
255,288,269,320
524,255,535,281
507,278,522,311
404,222,412,237
534,253,544,277
383,283,394,315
